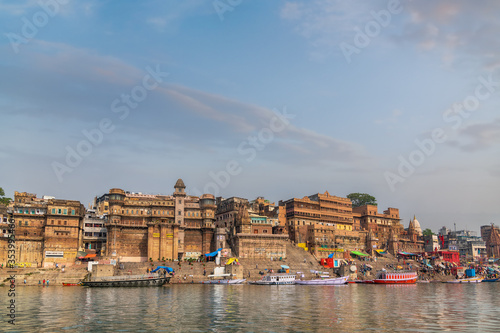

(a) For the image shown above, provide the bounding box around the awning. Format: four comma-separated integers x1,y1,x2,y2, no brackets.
225,258,239,265
375,249,387,254
205,248,222,257
398,251,417,256
327,253,334,258
438,263,446,269
151,266,174,273
84,253,96,258
281,265,289,269
351,250,369,257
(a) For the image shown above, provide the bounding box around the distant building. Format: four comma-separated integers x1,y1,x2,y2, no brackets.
485,225,500,258
481,224,500,243
423,234,439,252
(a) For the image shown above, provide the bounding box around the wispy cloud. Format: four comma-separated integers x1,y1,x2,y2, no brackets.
447,118,500,152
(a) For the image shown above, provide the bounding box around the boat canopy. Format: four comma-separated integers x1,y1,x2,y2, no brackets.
281,265,290,269
351,250,369,257
225,258,239,265
398,251,417,256
375,249,387,254
205,248,222,257
151,266,174,273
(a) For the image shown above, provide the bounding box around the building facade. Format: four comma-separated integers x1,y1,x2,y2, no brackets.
0,192,84,268
102,179,216,262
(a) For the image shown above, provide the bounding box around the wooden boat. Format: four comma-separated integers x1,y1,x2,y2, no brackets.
62,283,81,286
248,273,296,285
446,277,483,284
482,278,499,282
81,273,170,287
371,270,417,284
295,275,349,285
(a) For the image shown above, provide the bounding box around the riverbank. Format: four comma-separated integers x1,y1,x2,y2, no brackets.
0,244,458,286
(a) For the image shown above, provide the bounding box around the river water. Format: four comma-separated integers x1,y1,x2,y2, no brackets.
3,283,500,332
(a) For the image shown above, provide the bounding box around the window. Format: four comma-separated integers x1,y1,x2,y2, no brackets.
19,221,21,227
58,209,61,214
71,210,75,215
64,221,67,225
178,210,181,215
58,221,61,225
31,210,35,214
25,221,28,226
63,209,67,215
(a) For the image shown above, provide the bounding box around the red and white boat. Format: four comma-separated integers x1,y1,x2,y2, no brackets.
371,270,417,284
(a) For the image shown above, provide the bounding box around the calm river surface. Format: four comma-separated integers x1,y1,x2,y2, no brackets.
2,283,500,332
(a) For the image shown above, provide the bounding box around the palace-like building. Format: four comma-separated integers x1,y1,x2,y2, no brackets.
97,179,216,262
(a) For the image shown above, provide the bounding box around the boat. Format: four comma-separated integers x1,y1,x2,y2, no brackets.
371,270,418,284
482,278,499,282
248,273,296,285
62,282,81,286
295,275,349,285
201,278,246,284
81,266,173,287
446,277,483,284
81,273,170,287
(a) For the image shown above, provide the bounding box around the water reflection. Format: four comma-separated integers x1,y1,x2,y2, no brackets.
2,284,500,332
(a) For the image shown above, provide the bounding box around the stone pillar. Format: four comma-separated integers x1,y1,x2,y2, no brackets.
172,225,179,260
160,224,166,260
147,224,154,261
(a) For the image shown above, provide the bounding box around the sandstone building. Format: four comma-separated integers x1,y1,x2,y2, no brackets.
98,179,216,262
0,192,84,267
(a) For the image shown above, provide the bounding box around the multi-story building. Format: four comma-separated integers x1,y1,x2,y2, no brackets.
0,192,84,267
423,234,439,252
485,225,500,258
352,205,404,252
83,210,107,255
481,224,500,243
283,191,353,244
101,179,216,262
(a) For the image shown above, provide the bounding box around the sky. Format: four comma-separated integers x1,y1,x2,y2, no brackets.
1,0,499,233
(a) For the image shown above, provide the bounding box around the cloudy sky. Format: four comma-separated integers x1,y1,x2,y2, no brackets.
1,0,499,232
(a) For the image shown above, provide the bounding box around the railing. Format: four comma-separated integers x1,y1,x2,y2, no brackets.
92,273,161,282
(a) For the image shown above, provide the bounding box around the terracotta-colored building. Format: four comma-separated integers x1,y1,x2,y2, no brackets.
283,191,353,244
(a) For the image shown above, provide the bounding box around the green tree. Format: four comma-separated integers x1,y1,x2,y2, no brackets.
0,187,12,205
346,193,377,208
422,228,434,236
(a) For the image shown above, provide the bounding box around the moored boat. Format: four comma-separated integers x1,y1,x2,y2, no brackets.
482,278,499,282
248,273,296,285
446,277,483,284
372,270,417,284
201,279,246,284
296,275,349,285
81,273,170,287
62,282,81,286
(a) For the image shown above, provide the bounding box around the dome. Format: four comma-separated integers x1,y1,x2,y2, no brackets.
410,215,423,236
174,179,186,188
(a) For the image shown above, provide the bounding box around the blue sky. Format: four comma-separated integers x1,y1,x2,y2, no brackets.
1,0,499,232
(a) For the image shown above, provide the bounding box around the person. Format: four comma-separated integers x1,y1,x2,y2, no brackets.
38,280,41,285
24,278,26,284
203,269,206,276
47,279,49,286
43,279,45,285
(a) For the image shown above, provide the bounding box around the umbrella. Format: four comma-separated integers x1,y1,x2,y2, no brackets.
281,265,289,269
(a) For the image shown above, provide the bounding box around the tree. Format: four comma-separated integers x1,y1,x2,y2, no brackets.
346,193,377,208
422,228,434,236
0,187,12,205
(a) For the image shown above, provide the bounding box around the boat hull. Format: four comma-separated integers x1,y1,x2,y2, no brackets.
62,283,81,286
248,281,295,285
201,279,246,284
81,277,169,287
373,277,417,284
296,276,349,285
446,278,482,284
